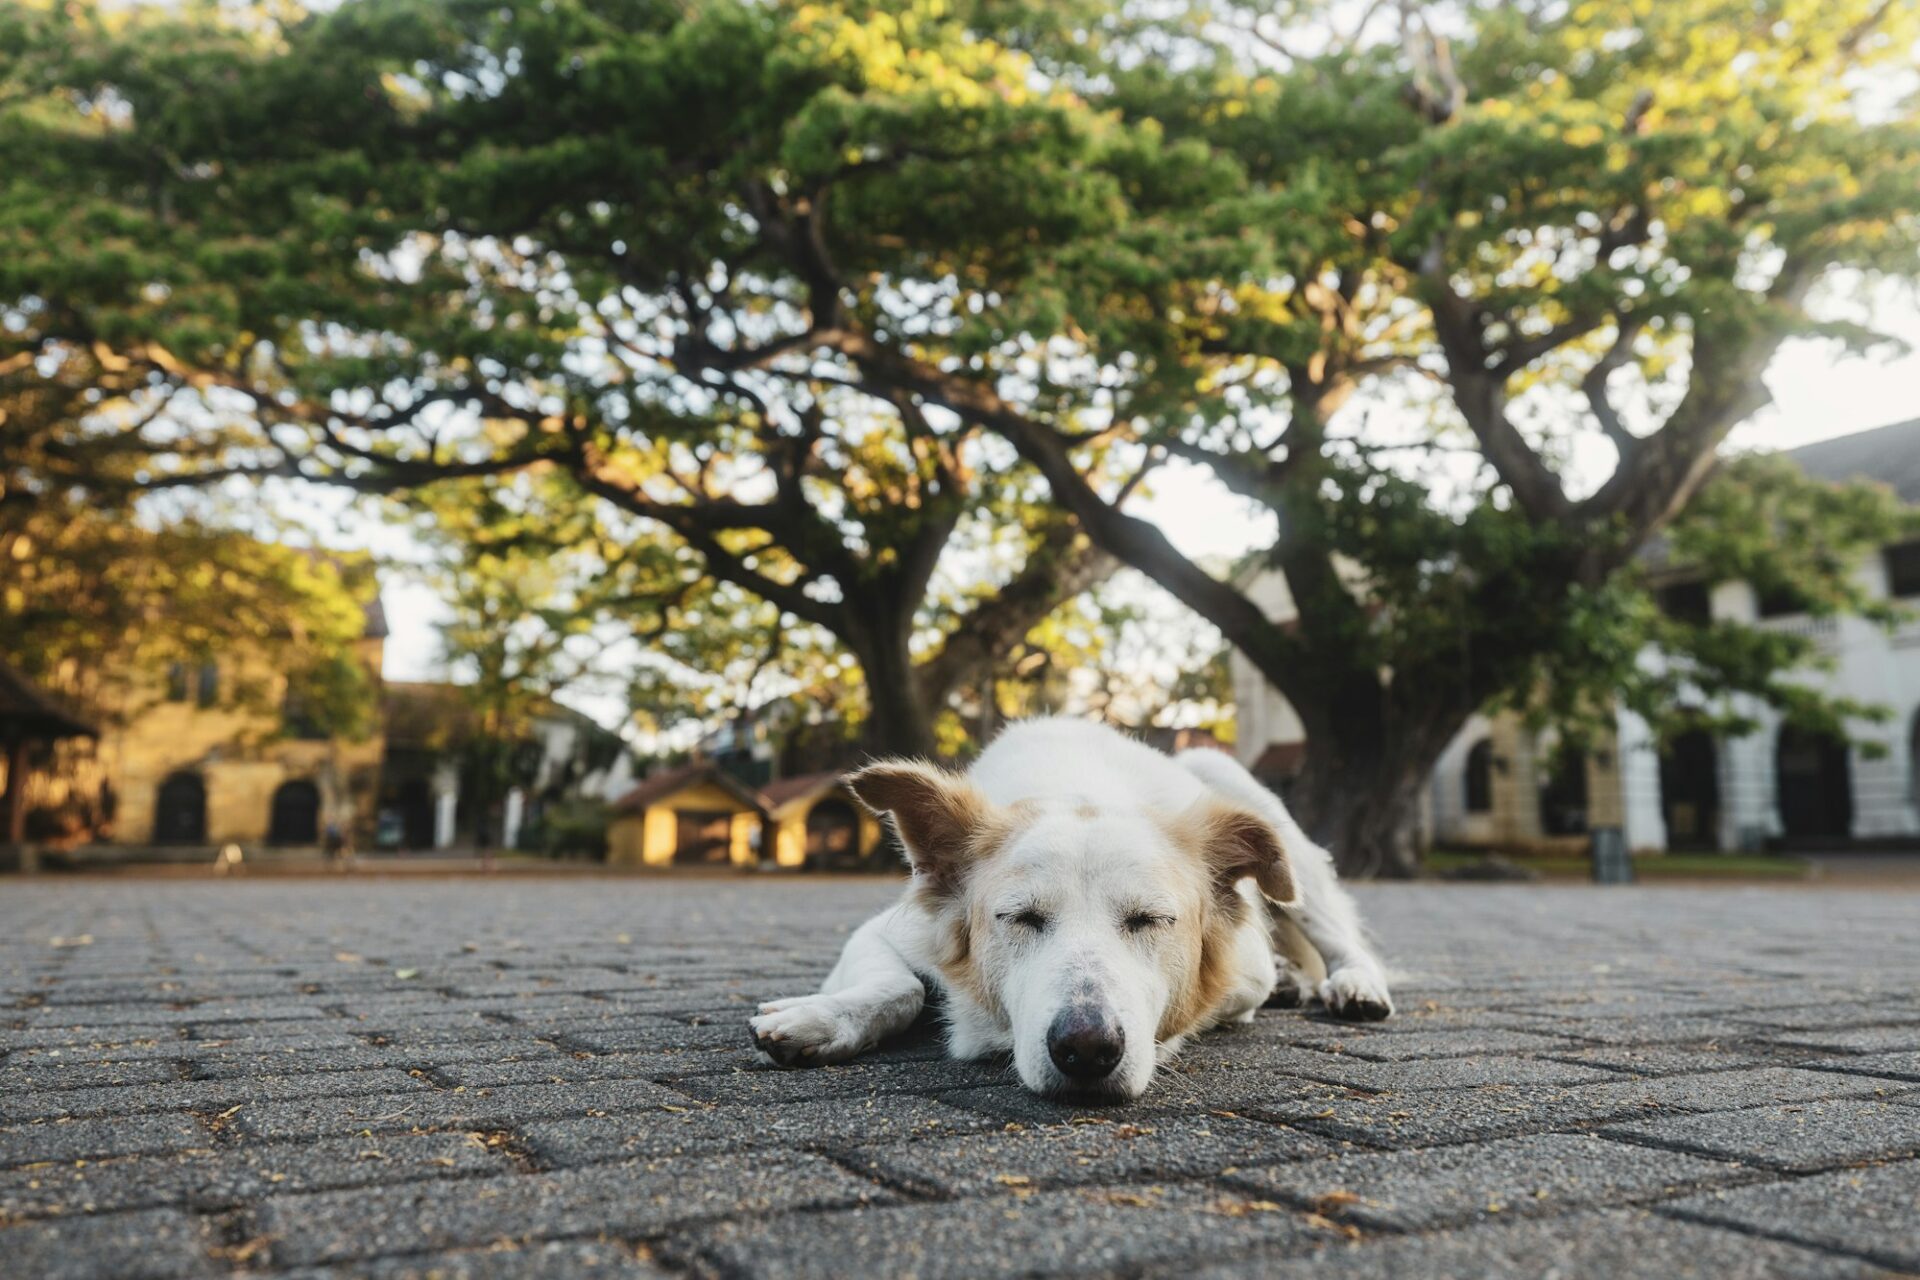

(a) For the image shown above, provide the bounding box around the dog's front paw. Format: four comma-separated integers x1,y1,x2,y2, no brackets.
750,995,863,1067
1320,967,1393,1022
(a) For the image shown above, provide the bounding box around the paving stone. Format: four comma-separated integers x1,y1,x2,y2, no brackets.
0,1025,182,1053
1604,1098,1920,1172
0,1131,512,1218
1178,1207,1891,1279
7,878,1920,1279
521,1095,994,1167
20,999,329,1029
0,1208,214,1280
551,1021,780,1054
1224,1132,1747,1230
257,1152,888,1266
221,1090,500,1142
938,1073,1359,1128
1663,1161,1920,1269
1273,1063,1908,1147
0,1058,187,1092
1490,1010,1770,1046
0,1114,211,1167
667,1058,1005,1103
678,1183,1348,1279
1537,1044,1767,1077
0,1066,430,1122
1816,1051,1920,1081
276,1240,673,1279
1253,1023,1583,1061
427,1047,736,1089
1766,1025,1920,1055
846,1114,1336,1197
1222,1053,1622,1092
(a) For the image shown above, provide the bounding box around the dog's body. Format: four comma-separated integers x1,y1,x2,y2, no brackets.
750,718,1393,1100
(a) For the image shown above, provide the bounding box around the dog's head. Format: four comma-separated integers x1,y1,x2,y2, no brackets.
849,760,1296,1102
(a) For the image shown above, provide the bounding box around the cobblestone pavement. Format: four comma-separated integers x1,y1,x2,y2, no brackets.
3,879,1919,1279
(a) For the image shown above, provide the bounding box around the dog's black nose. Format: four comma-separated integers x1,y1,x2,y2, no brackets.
1047,1008,1124,1081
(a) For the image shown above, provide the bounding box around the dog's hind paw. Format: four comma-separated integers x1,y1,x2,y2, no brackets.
750,995,863,1067
1320,968,1393,1022
1264,962,1319,1009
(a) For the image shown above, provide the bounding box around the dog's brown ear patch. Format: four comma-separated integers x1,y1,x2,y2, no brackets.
1194,800,1298,907
846,760,997,893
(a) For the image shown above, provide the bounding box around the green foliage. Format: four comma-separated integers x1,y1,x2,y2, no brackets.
7,0,1920,863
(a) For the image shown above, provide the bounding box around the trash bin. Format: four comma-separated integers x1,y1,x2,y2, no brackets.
1590,826,1634,884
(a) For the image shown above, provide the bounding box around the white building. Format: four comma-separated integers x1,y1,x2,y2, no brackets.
1231,417,1920,852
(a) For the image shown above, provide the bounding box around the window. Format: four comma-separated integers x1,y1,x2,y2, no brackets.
166,663,191,702
1885,541,1920,599
1756,584,1808,619
195,661,219,708
1463,740,1493,814
1658,580,1712,626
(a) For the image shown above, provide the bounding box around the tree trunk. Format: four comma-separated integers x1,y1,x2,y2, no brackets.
1287,697,1472,880
1290,752,1429,880
846,605,938,759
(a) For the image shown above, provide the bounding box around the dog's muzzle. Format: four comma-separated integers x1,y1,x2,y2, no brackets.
1046,1006,1124,1082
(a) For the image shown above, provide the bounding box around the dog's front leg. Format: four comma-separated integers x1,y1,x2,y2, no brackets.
750,907,926,1067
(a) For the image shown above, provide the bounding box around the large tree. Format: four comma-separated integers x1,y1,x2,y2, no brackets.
10,0,1918,871
0,0,1118,757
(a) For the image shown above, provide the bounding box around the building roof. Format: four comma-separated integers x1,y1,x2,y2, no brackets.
0,661,98,740
612,760,767,815
758,770,852,816
362,594,389,640
1785,417,1920,503
1251,740,1306,781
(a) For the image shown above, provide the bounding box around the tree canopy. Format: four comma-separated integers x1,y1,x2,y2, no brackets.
6,0,1918,871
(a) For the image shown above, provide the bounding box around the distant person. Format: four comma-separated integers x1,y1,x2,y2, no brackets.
323,820,354,871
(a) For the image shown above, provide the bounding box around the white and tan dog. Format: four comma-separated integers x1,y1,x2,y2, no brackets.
750,718,1393,1101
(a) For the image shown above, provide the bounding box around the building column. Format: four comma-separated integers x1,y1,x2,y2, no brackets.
1614,708,1668,852
2,734,28,846
503,788,525,850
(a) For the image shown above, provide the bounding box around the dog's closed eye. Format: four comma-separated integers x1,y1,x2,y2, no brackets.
1123,910,1174,933
998,907,1051,932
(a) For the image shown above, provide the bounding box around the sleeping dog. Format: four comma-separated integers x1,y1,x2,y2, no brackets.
749,718,1394,1101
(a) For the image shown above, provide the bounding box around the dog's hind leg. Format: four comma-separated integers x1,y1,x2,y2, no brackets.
751,907,926,1067
1278,875,1393,1022
1264,912,1325,1009
1176,748,1393,1022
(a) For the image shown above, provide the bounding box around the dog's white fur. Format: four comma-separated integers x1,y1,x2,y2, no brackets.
750,718,1393,1100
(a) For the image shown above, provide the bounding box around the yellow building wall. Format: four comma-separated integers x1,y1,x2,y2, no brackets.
605,781,763,867
770,792,884,868
607,813,646,866
1480,711,1623,853
105,637,384,846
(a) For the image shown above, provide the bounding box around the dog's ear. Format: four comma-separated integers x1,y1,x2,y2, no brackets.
1188,799,1298,907
846,760,998,892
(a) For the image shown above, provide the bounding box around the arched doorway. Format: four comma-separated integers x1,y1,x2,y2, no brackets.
268,779,321,845
1776,726,1852,841
1660,730,1721,850
1463,740,1494,815
396,777,435,850
153,772,206,844
1910,709,1920,825
1538,746,1589,837
674,810,734,865
805,799,862,868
